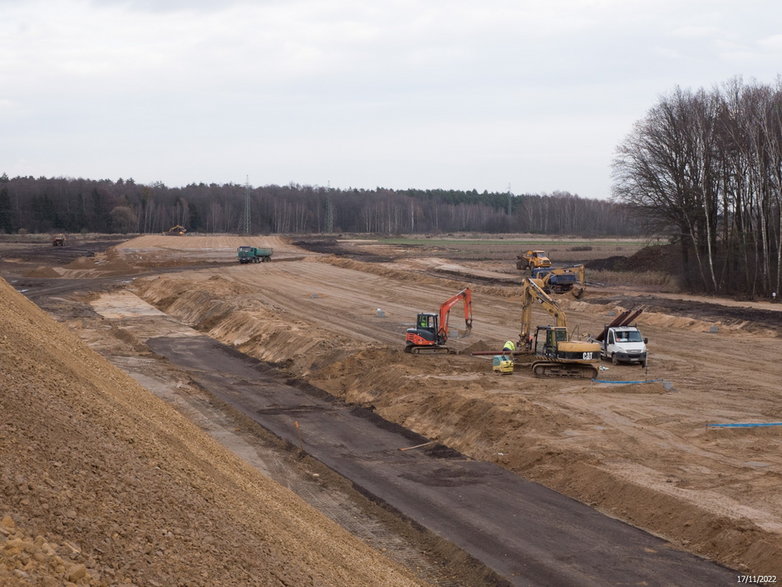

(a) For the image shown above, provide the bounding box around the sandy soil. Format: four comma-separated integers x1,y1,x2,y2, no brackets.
119,236,782,576
0,276,425,585
4,233,782,582
113,234,308,263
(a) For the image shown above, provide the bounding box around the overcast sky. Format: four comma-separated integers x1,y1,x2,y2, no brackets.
2,0,781,199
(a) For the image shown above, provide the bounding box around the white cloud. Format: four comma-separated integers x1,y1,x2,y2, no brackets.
2,0,782,197
670,25,721,39
758,33,782,49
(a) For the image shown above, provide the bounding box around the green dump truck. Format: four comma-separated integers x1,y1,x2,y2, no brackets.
237,246,273,263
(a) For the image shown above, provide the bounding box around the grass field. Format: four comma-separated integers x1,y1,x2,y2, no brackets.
358,235,651,263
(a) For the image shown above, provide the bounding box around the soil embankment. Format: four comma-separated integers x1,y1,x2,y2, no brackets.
0,276,423,586
5,233,782,581
131,253,782,576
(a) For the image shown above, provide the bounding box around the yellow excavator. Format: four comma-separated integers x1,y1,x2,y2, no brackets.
165,225,187,236
516,278,600,378
530,264,586,298
471,279,600,377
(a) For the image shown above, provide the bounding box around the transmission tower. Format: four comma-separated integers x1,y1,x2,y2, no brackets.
242,176,251,234
507,183,512,216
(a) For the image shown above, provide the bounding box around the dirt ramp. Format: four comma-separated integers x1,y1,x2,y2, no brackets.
134,275,362,372
116,234,307,255
0,276,422,586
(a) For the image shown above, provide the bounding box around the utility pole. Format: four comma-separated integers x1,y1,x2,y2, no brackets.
325,180,334,233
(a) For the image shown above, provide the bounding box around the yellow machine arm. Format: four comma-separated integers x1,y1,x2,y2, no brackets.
519,278,567,347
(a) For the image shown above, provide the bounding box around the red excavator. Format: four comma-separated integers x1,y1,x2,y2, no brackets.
404,288,473,354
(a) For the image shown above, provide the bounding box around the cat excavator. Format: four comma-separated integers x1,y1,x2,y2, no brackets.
517,278,600,377
530,264,586,298
405,288,473,354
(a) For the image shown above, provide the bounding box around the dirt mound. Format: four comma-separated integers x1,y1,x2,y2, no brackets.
590,381,669,394
115,234,302,255
585,255,628,271
24,265,61,278
585,295,782,336
293,238,395,262
587,244,682,274
460,339,496,353
0,277,421,586
134,275,361,373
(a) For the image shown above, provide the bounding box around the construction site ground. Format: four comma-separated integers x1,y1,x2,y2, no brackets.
2,234,781,584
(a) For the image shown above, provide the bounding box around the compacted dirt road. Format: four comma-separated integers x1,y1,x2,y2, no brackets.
2,233,781,584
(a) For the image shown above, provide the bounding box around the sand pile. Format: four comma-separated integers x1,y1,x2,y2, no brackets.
0,277,422,586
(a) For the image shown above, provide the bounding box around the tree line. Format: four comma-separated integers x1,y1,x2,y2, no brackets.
0,175,641,237
614,78,782,297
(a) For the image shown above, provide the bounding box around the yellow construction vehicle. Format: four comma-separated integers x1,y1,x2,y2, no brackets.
165,225,187,236
516,278,600,378
530,264,586,298
515,249,551,271
492,355,514,374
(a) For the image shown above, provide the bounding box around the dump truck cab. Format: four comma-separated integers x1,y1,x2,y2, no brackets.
237,246,273,263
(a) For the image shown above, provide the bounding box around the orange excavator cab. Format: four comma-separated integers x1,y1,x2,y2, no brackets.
404,289,472,354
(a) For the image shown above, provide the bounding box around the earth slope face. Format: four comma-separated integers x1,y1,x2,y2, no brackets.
0,276,421,586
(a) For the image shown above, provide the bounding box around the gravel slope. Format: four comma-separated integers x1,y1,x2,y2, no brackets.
0,276,424,586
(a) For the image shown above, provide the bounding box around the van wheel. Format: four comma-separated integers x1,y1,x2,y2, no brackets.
611,353,619,365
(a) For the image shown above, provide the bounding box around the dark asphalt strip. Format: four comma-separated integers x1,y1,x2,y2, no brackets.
147,335,735,587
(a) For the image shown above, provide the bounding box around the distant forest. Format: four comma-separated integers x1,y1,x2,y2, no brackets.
0,175,641,237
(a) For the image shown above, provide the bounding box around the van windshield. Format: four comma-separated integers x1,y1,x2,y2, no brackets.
625,331,643,342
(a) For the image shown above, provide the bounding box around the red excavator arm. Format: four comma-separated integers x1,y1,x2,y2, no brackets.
438,288,473,342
